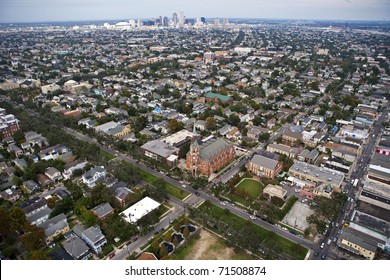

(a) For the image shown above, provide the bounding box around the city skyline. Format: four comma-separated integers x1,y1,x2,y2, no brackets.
0,0,389,23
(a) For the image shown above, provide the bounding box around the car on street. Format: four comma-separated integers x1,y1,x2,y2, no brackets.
320,242,325,249
108,252,115,259
249,215,256,220
194,192,200,196
327,239,332,245
321,254,326,260
314,252,319,257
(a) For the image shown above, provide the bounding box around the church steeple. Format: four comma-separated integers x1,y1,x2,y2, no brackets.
190,122,200,176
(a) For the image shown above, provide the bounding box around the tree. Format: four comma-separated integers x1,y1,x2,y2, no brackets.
0,208,11,238
205,117,216,131
28,250,49,260
159,244,169,259
19,224,46,251
228,114,240,126
259,132,270,142
9,207,27,232
167,119,184,133
183,225,190,239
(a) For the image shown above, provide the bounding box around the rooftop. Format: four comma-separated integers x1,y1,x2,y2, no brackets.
199,138,233,161
290,161,344,187
120,196,160,223
250,154,279,170
141,140,179,158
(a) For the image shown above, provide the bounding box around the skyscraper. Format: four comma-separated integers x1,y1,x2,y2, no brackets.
163,16,169,27
201,17,206,24
172,13,178,26
179,12,185,26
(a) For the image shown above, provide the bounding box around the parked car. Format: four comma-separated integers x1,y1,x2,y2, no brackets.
320,242,325,249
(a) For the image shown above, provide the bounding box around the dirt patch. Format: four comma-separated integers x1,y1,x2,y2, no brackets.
185,229,235,260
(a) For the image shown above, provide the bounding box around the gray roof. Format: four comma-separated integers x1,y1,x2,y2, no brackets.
62,236,90,259
339,227,383,252
141,140,179,158
83,166,105,180
91,203,114,219
307,149,319,160
82,226,105,243
199,138,233,161
72,224,86,238
290,161,344,187
21,198,47,215
45,167,61,177
114,187,132,200
250,154,279,170
371,153,390,170
39,213,68,237
26,207,52,224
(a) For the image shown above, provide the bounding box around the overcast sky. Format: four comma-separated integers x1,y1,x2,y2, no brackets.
0,0,389,23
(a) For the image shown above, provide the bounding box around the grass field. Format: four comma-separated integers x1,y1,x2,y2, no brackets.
138,169,189,200
197,202,307,260
236,178,264,199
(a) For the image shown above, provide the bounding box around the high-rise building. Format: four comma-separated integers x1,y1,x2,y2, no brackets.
163,16,169,27
137,19,142,28
172,13,178,25
201,17,206,24
179,12,185,26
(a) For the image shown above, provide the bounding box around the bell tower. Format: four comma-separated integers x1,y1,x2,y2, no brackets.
189,124,200,176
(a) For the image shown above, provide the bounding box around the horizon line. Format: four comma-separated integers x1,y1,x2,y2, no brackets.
1,17,390,25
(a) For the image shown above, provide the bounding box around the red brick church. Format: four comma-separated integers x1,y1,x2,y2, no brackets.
186,129,235,177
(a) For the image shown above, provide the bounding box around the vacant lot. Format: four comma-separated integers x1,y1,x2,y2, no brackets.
236,178,264,199
169,229,256,260
282,201,314,232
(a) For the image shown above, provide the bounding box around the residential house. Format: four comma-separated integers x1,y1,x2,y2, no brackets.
36,173,52,186
22,180,39,193
81,226,107,254
62,159,88,179
0,187,22,203
38,213,69,243
91,203,114,221
62,235,91,260
45,167,63,183
112,182,133,208
82,166,106,188
21,198,52,226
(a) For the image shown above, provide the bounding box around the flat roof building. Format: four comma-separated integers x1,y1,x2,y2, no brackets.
120,197,161,223
289,161,344,191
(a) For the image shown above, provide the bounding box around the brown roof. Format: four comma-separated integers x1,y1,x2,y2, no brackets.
36,174,52,186
136,252,158,260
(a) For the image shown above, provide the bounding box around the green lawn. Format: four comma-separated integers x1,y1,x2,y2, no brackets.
236,178,264,199
99,149,115,161
138,169,189,200
197,203,307,260
226,193,251,207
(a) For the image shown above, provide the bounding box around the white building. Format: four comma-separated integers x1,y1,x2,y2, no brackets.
120,197,161,223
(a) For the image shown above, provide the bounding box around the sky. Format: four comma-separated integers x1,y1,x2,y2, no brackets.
0,0,389,23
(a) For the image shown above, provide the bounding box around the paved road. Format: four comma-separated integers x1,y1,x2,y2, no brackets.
62,127,315,257
111,197,185,260
311,100,389,260
220,125,287,184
